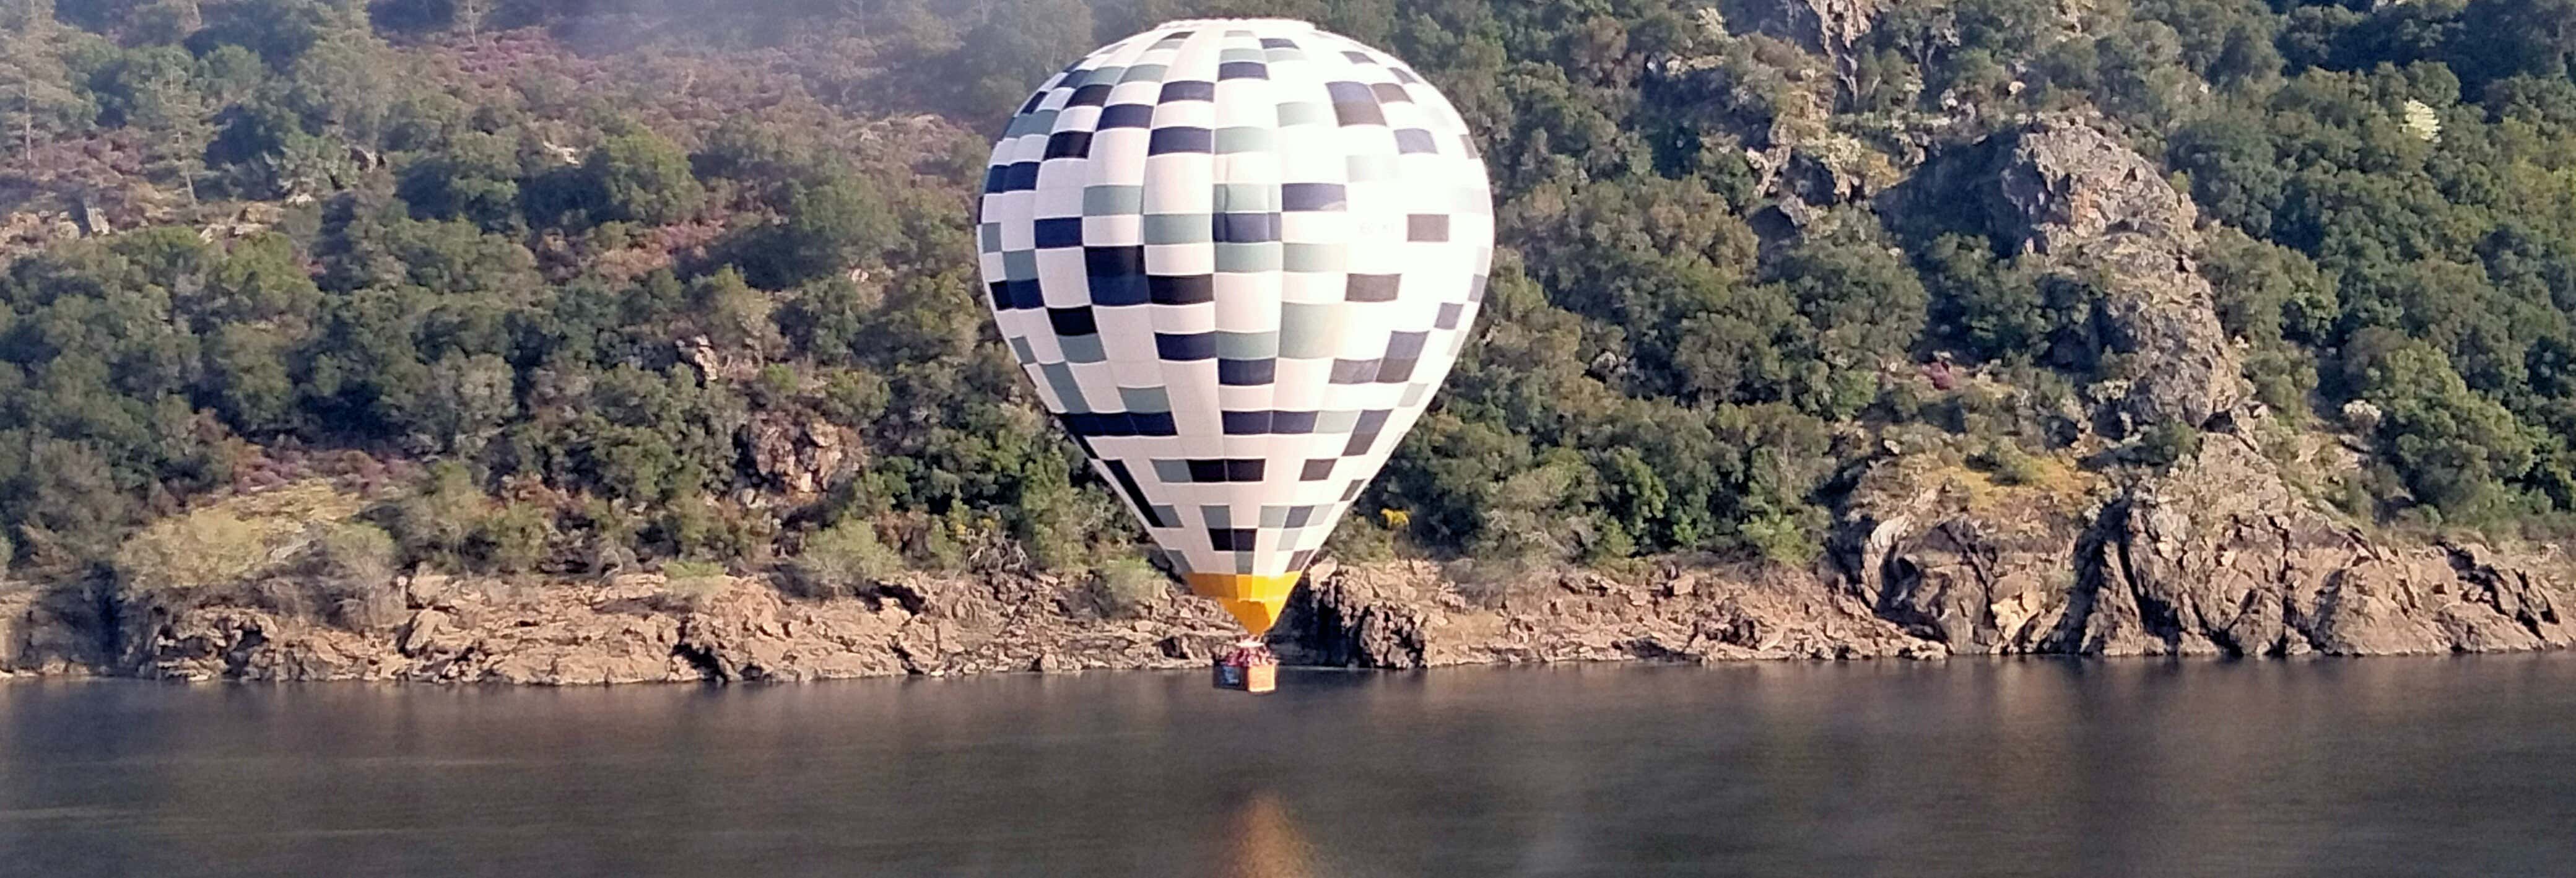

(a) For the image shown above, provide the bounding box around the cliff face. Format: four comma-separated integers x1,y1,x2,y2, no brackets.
1829,114,2572,661
1838,433,2574,661
4,116,2569,684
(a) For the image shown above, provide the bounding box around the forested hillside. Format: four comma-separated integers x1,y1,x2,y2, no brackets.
2,0,2572,612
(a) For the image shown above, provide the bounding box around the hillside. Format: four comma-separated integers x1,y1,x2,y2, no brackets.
2,0,2572,678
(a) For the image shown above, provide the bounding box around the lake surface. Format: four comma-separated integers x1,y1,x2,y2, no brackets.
4,658,2575,877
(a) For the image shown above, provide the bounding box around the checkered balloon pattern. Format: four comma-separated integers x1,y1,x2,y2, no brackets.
975,18,1494,583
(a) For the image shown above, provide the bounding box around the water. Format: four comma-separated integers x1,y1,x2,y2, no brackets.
4,658,2574,877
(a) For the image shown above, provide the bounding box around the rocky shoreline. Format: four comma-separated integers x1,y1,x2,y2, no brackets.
2,521,2565,684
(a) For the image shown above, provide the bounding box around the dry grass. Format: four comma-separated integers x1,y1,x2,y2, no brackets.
1891,448,2104,522
107,481,419,628
114,480,368,594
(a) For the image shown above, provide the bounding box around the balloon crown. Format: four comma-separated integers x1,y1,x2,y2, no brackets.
1149,17,1318,30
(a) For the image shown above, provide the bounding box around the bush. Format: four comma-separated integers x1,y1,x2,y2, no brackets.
724,174,893,289
1321,511,1398,563
574,499,644,573
468,502,552,573
1975,440,2050,486
2135,421,2204,469
386,462,485,567
113,510,276,594
585,128,705,225
1738,508,1825,567
793,518,901,598
897,512,972,572
314,521,396,585
1087,558,1165,618
651,499,715,559
311,521,404,630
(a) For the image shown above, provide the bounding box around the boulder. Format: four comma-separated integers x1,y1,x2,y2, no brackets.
1987,120,2197,256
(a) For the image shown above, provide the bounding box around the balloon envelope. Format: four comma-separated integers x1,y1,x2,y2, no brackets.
975,18,1493,634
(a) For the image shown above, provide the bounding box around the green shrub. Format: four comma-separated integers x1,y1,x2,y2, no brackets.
1321,511,1398,563
113,510,273,594
574,499,644,573
1739,508,1825,567
387,462,485,568
315,521,396,585
1975,440,2049,486
585,128,705,225
653,499,716,559
1087,558,1165,618
2135,421,2204,469
468,502,554,574
661,559,726,577
793,518,902,598
902,512,970,572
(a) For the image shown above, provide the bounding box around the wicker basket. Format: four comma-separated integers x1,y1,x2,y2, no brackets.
1212,661,1278,693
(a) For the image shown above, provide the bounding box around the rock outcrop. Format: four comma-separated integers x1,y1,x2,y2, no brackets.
1897,115,2249,432
0,585,111,676
1841,435,2575,659
1720,0,1886,61
1985,120,2198,257
742,414,861,497
53,570,1251,683
1277,560,1940,669
1827,113,2570,659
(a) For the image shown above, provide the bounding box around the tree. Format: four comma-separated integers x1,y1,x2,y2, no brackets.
1922,234,2050,362
2168,113,2286,235
0,1,94,170
457,0,491,43
95,46,215,204
2345,334,2538,519
185,0,336,68
585,126,705,225
204,323,297,433
129,0,205,44
2203,227,2336,346
944,0,1094,124
2,437,141,565
284,31,398,147
685,267,781,353
396,131,523,230
419,353,516,454
2457,0,2576,89
727,173,892,289
1767,238,1929,417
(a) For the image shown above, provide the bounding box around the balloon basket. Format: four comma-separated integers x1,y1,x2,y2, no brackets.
1213,641,1278,694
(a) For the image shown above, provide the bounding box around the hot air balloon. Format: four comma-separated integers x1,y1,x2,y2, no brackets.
974,18,1492,671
